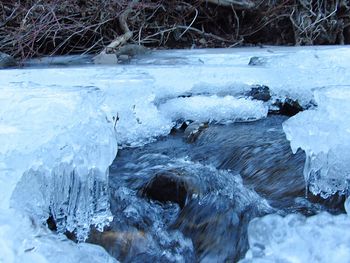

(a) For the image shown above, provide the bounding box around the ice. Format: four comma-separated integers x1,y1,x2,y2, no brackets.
283,86,350,197
0,83,118,261
241,211,350,263
159,95,268,123
0,209,117,263
0,84,117,237
1,46,350,262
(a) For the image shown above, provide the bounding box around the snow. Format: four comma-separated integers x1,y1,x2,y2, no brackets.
159,95,268,123
0,45,350,262
241,209,350,263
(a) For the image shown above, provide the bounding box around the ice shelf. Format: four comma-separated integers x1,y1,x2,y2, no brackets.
0,46,350,262
283,86,350,198
159,95,268,123
241,209,350,263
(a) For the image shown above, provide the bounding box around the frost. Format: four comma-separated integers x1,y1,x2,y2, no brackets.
241,212,350,263
283,86,350,197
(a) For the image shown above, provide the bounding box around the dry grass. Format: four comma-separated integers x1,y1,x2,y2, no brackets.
0,0,349,60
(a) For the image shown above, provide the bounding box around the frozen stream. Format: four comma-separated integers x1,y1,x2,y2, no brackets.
1,46,350,262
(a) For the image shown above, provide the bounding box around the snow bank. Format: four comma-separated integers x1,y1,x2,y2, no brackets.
283,86,350,197
241,199,350,263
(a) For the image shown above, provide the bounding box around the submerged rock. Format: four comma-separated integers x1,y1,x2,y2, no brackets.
174,196,266,262
87,227,151,261
141,170,189,208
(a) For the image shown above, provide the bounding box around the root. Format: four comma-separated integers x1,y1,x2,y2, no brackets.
289,0,345,44
101,0,139,54
201,0,255,9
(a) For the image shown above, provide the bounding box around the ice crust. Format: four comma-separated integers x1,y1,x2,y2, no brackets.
159,95,268,123
0,46,350,262
283,86,350,197
0,210,118,263
241,210,350,263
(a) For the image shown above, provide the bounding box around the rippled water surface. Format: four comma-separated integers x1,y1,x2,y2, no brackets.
90,115,345,262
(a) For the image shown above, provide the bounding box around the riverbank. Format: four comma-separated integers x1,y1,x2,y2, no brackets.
1,1,349,61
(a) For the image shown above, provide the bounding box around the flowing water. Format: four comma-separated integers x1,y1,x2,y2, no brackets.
87,115,345,262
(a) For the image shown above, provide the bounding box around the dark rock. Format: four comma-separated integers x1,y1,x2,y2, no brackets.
64,230,77,242
46,214,77,241
277,98,303,116
46,215,57,231
344,25,350,44
247,85,271,102
248,56,267,66
0,52,17,68
307,192,346,214
87,226,150,260
141,170,189,208
170,120,191,135
178,92,193,98
178,121,190,131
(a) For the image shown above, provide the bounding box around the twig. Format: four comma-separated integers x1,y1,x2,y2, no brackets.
101,0,139,54
178,6,198,38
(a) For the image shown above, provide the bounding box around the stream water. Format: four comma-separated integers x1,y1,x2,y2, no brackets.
87,115,345,262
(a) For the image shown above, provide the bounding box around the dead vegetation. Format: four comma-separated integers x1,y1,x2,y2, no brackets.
0,0,349,59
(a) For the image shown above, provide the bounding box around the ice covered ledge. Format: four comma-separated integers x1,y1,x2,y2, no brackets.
283,86,350,198
1,45,350,262
0,84,118,261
